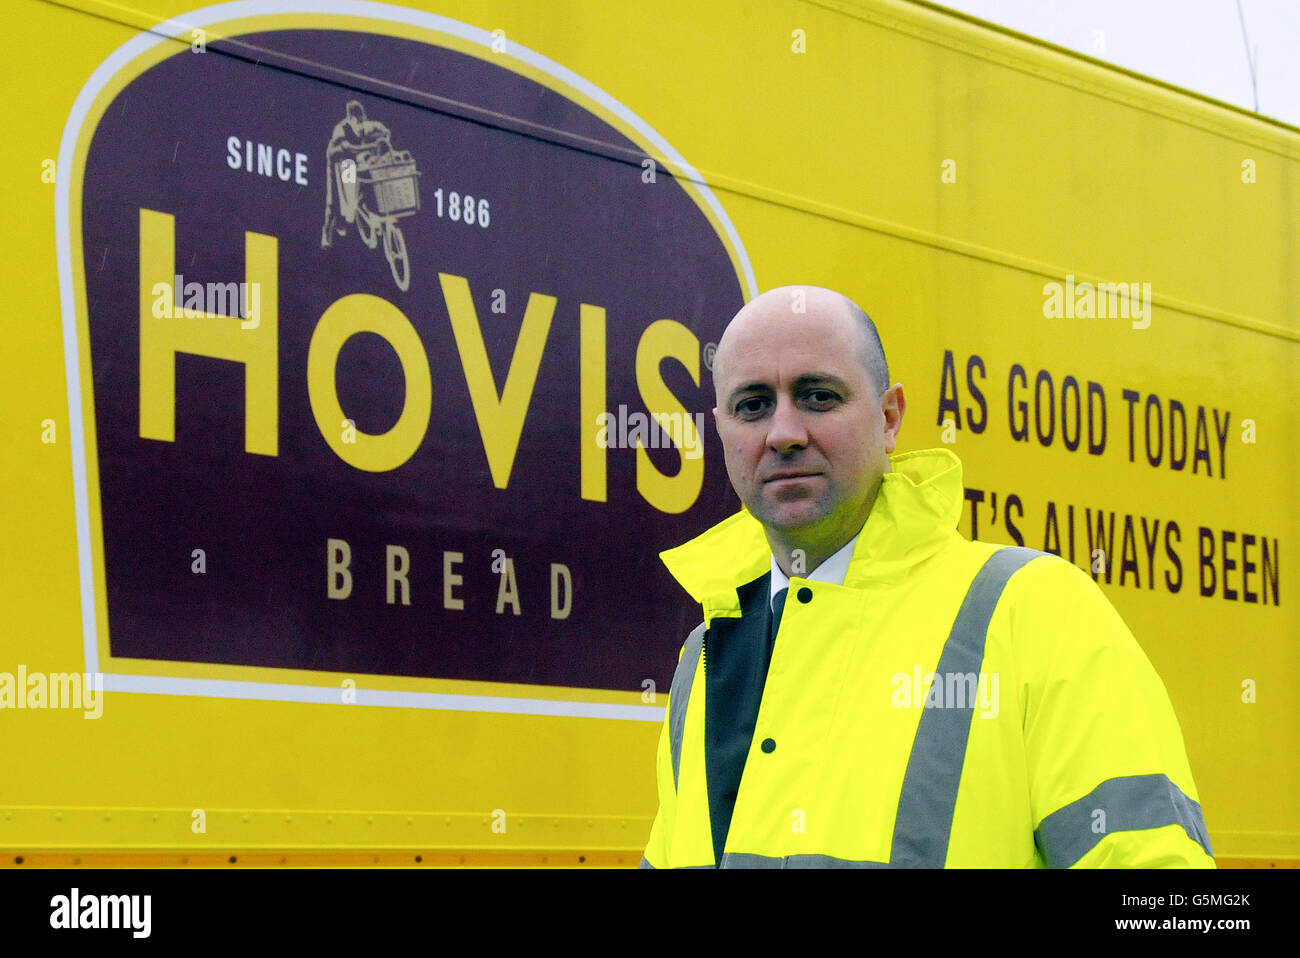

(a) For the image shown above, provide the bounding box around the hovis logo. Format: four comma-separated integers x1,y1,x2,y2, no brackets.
58,2,754,716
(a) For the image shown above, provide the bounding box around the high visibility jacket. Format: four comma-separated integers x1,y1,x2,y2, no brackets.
640,448,1214,868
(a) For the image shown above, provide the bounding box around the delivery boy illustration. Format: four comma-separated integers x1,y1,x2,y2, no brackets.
321,100,421,291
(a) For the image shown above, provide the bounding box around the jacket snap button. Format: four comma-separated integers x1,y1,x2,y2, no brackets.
796,587,813,603
761,738,776,753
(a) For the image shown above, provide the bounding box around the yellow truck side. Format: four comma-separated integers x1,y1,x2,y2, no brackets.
1,0,1295,865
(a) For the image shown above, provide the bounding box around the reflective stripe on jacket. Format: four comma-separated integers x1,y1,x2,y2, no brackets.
640,448,1213,868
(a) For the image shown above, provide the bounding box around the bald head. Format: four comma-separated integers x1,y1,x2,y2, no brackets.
713,286,889,398
709,284,905,572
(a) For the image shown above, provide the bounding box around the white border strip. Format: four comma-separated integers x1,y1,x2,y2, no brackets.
57,0,752,720
104,673,664,720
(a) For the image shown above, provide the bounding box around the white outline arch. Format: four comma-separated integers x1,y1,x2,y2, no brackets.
57,0,755,718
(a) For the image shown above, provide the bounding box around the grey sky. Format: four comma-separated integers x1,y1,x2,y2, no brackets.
932,0,1299,128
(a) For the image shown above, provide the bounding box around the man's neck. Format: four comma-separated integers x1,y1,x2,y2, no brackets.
767,486,880,577
769,522,868,578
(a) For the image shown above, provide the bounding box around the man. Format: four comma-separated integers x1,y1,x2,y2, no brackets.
639,286,1214,868
321,100,391,249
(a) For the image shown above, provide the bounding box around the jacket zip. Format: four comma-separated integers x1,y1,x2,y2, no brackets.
699,624,715,867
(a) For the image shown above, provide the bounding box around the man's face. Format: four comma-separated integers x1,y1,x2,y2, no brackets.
712,289,904,557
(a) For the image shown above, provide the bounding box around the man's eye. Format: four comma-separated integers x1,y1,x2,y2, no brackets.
736,397,769,416
804,390,839,406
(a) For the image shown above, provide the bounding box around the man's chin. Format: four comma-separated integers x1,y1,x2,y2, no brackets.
754,502,828,533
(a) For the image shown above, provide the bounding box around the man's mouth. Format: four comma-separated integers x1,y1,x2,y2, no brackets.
764,471,821,483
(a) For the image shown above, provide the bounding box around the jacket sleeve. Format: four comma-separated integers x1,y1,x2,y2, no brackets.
641,621,703,869
639,706,675,869
1016,557,1215,868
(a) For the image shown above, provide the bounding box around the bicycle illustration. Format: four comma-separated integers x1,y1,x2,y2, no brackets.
322,102,422,292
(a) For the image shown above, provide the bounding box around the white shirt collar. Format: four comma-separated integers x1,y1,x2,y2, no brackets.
770,533,860,609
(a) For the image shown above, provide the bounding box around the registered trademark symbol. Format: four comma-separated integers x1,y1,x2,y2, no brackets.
702,341,717,371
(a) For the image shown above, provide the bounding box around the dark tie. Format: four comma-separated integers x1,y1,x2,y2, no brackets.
770,586,789,643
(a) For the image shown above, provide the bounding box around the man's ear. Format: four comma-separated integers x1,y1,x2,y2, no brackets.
712,406,720,425
882,383,905,454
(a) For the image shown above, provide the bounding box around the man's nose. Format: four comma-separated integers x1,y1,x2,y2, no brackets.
765,396,808,453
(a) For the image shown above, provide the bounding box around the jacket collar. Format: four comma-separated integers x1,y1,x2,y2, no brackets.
659,448,966,607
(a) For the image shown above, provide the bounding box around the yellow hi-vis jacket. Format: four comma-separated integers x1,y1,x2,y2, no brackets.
640,448,1214,868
